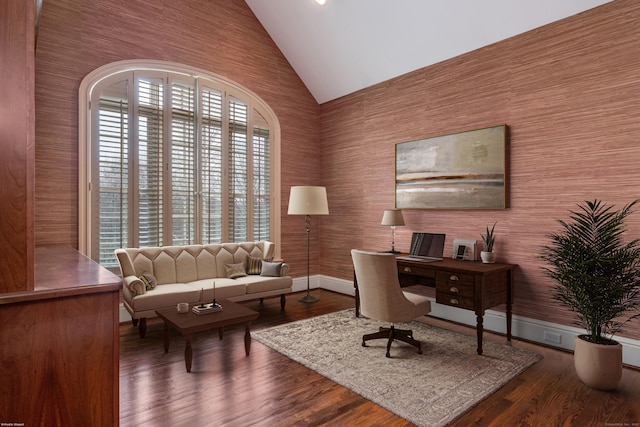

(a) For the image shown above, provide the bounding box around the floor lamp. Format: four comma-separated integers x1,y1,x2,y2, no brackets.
381,209,405,254
288,186,329,303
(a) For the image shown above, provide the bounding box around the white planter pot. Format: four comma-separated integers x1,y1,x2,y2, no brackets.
573,335,622,390
480,251,496,263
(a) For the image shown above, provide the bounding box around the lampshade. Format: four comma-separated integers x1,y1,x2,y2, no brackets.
288,186,329,215
381,209,405,226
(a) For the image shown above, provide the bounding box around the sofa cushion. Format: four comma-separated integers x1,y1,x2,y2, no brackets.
225,263,247,279
186,279,248,300
237,275,293,294
246,255,275,275
246,256,262,275
139,272,157,290
261,261,283,277
130,284,201,312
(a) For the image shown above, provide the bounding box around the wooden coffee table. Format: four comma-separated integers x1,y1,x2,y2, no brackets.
155,299,259,373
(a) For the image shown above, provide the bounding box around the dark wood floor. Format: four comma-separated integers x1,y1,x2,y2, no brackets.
120,290,640,426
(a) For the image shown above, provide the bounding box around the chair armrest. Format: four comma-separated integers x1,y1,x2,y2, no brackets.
123,275,146,296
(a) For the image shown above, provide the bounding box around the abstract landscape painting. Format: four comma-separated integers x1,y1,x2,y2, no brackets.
395,125,508,209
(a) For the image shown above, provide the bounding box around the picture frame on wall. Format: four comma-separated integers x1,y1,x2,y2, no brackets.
395,124,509,209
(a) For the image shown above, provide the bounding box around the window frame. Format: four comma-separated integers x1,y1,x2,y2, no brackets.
79,60,282,266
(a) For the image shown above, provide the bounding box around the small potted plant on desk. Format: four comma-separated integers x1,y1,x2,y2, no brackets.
541,199,640,390
481,222,497,263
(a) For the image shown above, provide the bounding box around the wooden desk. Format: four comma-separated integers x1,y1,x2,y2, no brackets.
354,256,517,355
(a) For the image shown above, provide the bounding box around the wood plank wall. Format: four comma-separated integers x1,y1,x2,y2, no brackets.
319,0,640,340
0,0,35,293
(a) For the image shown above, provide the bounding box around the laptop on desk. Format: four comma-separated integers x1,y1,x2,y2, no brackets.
396,232,446,262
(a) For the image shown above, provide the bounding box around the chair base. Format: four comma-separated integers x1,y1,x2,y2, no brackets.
362,325,422,358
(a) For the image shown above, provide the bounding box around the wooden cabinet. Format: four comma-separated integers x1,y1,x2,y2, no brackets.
355,256,517,355
0,5,120,424
0,0,36,293
0,246,121,426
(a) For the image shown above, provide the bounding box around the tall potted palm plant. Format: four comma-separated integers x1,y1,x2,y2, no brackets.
541,199,640,390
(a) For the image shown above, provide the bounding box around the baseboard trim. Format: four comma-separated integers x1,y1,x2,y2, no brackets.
119,305,132,323
312,275,640,368
119,275,640,367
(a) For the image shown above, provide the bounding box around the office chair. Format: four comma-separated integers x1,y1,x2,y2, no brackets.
351,249,432,357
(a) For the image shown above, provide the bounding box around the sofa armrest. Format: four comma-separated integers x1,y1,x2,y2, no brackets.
124,275,146,296
280,263,290,277
115,248,137,277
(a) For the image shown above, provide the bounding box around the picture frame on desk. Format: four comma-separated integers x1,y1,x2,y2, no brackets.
452,238,477,261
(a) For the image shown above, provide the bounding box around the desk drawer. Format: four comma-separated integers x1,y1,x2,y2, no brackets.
435,270,474,310
397,263,436,279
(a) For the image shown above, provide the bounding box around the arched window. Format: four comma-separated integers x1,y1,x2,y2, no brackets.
79,60,281,268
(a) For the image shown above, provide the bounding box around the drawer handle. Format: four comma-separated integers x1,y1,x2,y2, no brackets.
449,274,459,281
450,298,459,305
449,286,459,293
404,267,412,273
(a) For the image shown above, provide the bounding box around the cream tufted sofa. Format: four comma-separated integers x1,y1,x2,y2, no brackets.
115,241,292,337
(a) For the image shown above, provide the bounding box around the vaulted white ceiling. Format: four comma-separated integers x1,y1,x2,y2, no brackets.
245,0,612,104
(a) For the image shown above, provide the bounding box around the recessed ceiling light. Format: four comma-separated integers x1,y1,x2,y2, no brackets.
315,0,326,5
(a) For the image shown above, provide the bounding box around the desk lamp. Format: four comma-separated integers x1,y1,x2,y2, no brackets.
381,209,405,254
288,186,329,303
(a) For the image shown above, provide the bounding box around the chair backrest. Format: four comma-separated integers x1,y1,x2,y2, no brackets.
351,249,418,323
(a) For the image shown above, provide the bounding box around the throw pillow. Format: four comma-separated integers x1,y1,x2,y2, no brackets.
246,256,263,275
261,261,283,277
139,271,157,290
225,263,247,279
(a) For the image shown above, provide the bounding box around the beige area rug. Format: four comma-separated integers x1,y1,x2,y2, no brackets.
253,309,542,427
